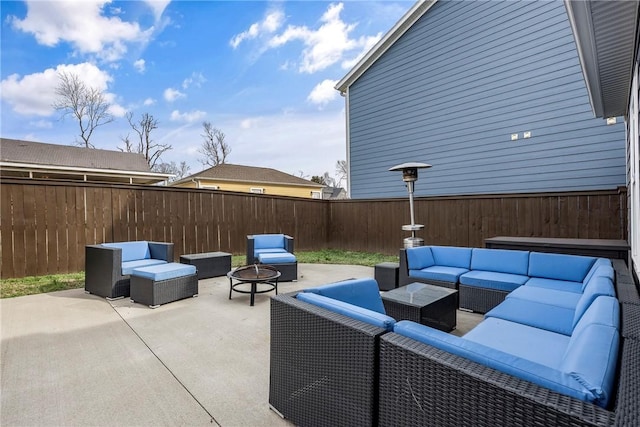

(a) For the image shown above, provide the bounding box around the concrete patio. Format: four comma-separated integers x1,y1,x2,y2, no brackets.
1,263,482,427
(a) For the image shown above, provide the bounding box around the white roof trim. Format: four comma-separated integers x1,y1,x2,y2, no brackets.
335,0,438,93
0,161,173,179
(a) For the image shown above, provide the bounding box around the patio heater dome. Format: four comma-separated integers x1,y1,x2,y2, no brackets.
389,162,432,248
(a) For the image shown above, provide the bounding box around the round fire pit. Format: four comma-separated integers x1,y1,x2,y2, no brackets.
227,264,281,306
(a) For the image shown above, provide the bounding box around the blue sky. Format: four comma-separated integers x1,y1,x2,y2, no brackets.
1,0,412,181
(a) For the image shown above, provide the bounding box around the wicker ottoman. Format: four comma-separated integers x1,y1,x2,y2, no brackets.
180,251,231,279
375,262,399,291
130,262,198,308
258,253,297,282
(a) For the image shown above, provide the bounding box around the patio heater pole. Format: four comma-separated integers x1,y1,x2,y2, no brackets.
389,162,432,248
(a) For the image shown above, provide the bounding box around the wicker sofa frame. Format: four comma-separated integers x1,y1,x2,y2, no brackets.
85,242,174,299
270,259,640,426
398,249,457,289
269,292,388,427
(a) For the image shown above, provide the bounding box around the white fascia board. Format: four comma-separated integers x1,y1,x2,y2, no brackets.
0,161,174,180
564,0,604,118
335,0,438,94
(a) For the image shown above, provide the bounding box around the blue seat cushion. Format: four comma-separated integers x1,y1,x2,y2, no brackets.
254,248,287,255
392,320,597,405
303,278,386,314
122,259,167,275
470,248,529,275
103,241,150,262
296,292,395,331
525,277,583,293
131,262,196,281
528,252,596,283
507,286,582,309
258,252,296,264
507,276,614,310
431,246,472,269
459,270,528,292
485,298,575,335
409,266,468,284
463,317,570,368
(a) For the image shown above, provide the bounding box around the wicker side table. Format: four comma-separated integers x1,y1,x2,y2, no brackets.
382,282,458,331
375,262,399,291
180,251,231,279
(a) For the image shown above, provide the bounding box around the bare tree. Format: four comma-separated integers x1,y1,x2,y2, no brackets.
335,160,347,187
52,71,114,148
154,161,191,182
311,172,336,186
198,121,231,167
119,112,171,169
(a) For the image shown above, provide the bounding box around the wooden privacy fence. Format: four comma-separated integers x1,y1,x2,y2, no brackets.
0,178,628,278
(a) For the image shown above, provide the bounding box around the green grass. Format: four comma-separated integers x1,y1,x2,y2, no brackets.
1,250,398,299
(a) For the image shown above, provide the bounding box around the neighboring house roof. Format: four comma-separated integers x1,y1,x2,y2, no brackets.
322,187,347,200
173,163,324,188
0,138,172,184
565,0,640,118
335,0,438,93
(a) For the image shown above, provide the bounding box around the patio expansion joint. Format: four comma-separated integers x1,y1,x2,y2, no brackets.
108,302,221,426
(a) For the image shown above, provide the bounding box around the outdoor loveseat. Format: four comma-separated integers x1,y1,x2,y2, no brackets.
269,259,640,427
85,241,174,299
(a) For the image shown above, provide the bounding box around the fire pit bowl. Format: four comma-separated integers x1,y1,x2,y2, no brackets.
227,264,281,306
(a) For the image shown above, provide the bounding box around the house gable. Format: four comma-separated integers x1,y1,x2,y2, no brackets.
341,0,626,199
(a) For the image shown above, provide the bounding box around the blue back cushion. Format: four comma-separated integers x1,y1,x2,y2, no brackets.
303,278,386,314
253,234,285,250
431,246,472,269
470,248,529,275
572,295,620,334
296,292,395,331
561,323,619,408
582,258,613,284
528,252,596,282
406,246,434,270
103,241,150,262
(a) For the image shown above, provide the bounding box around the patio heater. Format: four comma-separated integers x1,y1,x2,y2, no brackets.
389,162,432,248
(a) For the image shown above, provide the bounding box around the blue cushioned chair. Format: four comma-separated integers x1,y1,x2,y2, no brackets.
246,233,297,281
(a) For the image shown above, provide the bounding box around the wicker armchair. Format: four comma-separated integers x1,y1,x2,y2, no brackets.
247,234,297,281
269,293,388,427
85,241,174,299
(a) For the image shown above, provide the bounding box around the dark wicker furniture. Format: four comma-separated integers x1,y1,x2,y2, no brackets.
179,251,231,279
85,242,174,299
485,236,630,260
458,283,509,314
375,262,400,291
246,234,297,281
382,283,457,331
130,270,198,308
398,248,457,289
269,293,388,427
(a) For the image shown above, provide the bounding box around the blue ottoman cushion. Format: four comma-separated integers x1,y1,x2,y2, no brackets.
131,262,196,281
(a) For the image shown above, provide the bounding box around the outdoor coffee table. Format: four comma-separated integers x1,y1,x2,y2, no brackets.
228,264,281,306
382,282,458,331
180,251,231,279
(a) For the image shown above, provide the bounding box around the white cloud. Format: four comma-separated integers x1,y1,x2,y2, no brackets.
9,0,153,62
182,72,206,89
263,2,380,74
134,59,146,73
144,0,171,22
230,8,284,48
0,62,118,116
308,79,339,107
143,97,156,106
240,117,262,129
164,87,185,102
170,109,206,123
29,119,53,129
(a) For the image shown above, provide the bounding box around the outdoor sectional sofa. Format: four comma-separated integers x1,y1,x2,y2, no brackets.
270,260,640,426
399,246,615,313
85,240,174,299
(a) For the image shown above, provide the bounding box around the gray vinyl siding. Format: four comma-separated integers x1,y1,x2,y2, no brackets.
348,0,626,199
